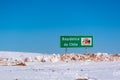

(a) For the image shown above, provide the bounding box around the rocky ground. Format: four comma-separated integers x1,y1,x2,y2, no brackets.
0,52,120,80
0,52,120,66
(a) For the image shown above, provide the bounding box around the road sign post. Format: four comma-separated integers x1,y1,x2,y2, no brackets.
65,48,68,54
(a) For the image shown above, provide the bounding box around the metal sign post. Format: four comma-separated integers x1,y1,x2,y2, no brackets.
85,47,88,54
65,48,68,54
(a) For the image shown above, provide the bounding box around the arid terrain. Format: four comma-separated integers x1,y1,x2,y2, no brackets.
0,51,120,80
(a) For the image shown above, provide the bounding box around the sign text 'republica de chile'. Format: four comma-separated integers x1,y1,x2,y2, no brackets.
60,36,93,48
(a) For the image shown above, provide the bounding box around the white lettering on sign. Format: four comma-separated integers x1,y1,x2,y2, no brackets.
62,37,80,41
64,43,68,46
69,43,78,46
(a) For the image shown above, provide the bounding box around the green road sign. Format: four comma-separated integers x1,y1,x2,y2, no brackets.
60,36,93,48
60,36,81,48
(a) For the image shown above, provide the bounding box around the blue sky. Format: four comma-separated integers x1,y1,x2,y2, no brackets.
0,0,120,53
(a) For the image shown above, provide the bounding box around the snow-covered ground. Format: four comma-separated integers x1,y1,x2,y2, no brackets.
0,51,120,80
